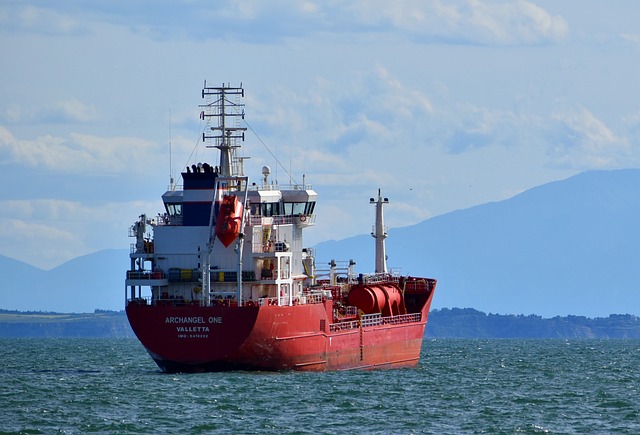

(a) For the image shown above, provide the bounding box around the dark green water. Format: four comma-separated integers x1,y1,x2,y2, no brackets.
1,338,638,434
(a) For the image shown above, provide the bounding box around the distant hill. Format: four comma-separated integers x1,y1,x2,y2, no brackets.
1,169,639,316
426,308,640,339
0,310,134,338
315,169,640,318
0,249,130,313
2,309,638,339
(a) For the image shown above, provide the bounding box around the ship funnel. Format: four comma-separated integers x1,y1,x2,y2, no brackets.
370,189,389,274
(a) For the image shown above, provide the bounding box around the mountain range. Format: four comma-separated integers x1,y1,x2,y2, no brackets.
1,169,639,316
315,169,640,318
0,250,130,313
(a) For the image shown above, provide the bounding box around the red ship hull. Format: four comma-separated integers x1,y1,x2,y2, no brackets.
126,287,434,372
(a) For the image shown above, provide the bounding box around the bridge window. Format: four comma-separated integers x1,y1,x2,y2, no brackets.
261,202,281,217
305,201,316,215
284,202,315,216
165,203,182,217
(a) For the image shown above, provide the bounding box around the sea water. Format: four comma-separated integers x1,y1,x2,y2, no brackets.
0,338,638,434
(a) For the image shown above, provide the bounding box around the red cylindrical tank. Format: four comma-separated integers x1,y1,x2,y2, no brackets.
348,283,406,316
347,285,386,314
379,284,402,316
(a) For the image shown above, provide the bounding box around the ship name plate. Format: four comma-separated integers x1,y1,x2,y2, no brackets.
165,316,223,324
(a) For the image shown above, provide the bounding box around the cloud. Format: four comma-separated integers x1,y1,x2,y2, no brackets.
45,99,100,124
441,104,524,153
0,198,160,270
619,33,640,46
465,0,569,45
251,66,435,158
549,107,631,169
0,125,161,174
0,218,82,270
3,1,568,46
3,99,99,125
252,66,539,165
220,0,570,46
349,0,568,45
0,200,93,270
0,4,88,35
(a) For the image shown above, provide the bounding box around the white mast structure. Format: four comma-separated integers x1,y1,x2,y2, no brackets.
370,189,389,274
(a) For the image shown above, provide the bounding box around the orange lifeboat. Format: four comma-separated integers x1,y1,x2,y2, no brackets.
215,195,243,247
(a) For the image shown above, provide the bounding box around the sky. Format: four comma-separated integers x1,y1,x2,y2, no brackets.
1,1,640,270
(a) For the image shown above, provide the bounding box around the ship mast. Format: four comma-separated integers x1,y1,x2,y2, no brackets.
200,82,249,305
370,189,389,274
201,82,247,176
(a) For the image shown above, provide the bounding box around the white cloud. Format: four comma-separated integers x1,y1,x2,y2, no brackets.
46,99,100,123
620,33,640,46
0,4,87,35
466,0,568,45
347,0,568,45
549,107,631,169
254,66,535,164
3,105,23,123
0,125,161,174
252,66,436,158
4,99,99,125
2,1,568,46
440,103,529,154
0,198,160,270
0,218,82,269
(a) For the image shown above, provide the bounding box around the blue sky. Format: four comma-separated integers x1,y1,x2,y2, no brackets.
1,1,639,270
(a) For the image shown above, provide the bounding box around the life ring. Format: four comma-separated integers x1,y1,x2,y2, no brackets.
262,244,270,252
299,214,306,222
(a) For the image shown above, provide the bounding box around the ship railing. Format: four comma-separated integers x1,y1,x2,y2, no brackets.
255,297,278,306
360,313,383,327
126,270,166,280
153,214,183,226
358,272,401,285
156,298,207,307
360,312,422,328
329,320,359,332
248,214,316,228
344,305,358,317
126,295,209,307
129,241,156,255
208,291,237,300
248,183,313,192
382,312,422,325
315,260,359,285
303,292,325,305
127,296,152,305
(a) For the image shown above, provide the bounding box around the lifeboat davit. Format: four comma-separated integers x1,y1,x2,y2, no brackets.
215,195,243,247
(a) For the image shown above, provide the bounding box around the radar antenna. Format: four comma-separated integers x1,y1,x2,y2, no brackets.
200,82,247,176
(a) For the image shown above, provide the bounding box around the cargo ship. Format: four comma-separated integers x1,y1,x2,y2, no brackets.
125,82,436,372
